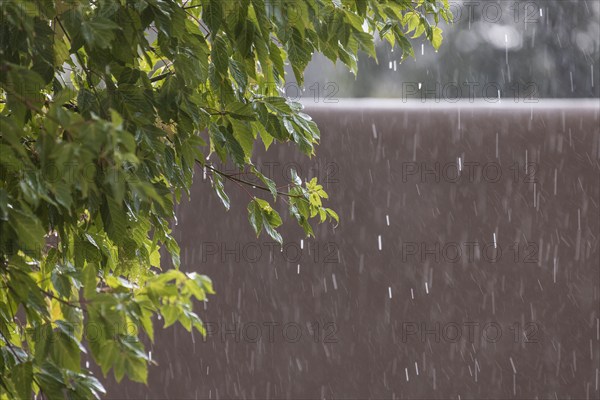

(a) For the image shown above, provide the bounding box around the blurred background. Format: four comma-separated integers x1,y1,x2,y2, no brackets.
287,0,600,100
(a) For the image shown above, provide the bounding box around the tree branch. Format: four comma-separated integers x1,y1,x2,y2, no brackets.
150,71,173,83
198,161,302,198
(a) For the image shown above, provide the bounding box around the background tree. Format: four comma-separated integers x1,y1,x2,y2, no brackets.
0,0,450,398
301,0,599,99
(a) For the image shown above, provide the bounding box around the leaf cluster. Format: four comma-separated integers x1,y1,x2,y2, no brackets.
0,0,448,397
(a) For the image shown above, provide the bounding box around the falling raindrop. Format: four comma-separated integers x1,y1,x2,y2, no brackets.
510,357,517,374
505,34,509,65
496,132,499,158
570,71,574,92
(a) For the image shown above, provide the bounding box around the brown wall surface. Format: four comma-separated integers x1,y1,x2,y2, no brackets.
106,100,600,399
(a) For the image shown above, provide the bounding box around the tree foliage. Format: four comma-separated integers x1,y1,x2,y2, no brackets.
0,0,449,397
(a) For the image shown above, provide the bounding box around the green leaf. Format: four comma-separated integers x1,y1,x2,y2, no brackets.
211,172,230,210
100,197,128,246
9,208,45,252
252,121,274,150
247,199,263,236
354,31,377,59
263,97,293,115
6,67,46,123
204,0,223,35
140,310,155,342
225,101,255,120
81,17,120,49
287,28,311,85
326,208,340,224
12,361,33,400
252,167,277,199
252,198,283,244
432,26,443,50
263,219,283,244
229,118,254,159
197,274,215,295
51,326,83,372
82,264,97,298
161,304,180,328
211,36,229,74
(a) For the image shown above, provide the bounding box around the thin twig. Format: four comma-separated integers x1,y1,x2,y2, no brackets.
199,162,302,198
40,289,86,312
